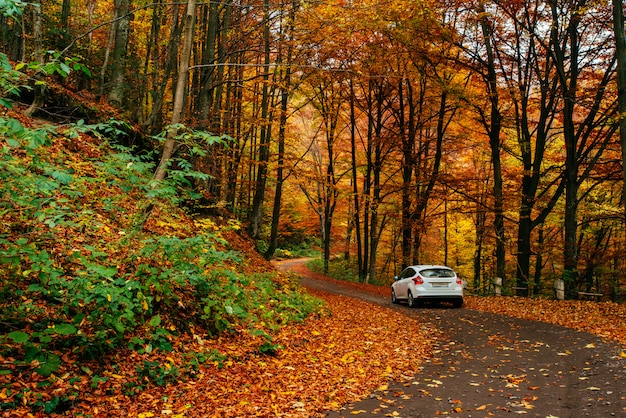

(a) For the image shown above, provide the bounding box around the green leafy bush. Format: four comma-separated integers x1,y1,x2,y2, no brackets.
308,257,363,283
0,117,323,388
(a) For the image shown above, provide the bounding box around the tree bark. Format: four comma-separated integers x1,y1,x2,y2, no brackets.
613,0,626,223
399,78,414,270
142,3,183,133
24,0,44,117
153,0,196,182
550,0,583,298
349,80,364,279
107,0,132,108
265,1,297,260
478,4,507,291
248,0,274,239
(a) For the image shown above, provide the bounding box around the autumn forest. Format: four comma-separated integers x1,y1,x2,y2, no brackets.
3,0,626,301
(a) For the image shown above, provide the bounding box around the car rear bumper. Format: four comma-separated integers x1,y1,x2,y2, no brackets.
416,295,463,300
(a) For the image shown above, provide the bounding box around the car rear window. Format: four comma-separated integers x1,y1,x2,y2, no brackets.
419,268,455,278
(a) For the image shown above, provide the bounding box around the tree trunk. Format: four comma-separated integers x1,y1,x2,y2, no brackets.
533,224,545,295
142,4,183,133
399,78,414,270
265,1,297,260
361,86,373,280
153,0,196,182
550,0,582,298
473,206,486,293
61,0,70,32
349,80,364,279
613,0,626,223
248,0,274,239
225,55,245,211
478,5,507,290
367,106,382,284
24,0,44,117
107,0,132,108
196,0,219,125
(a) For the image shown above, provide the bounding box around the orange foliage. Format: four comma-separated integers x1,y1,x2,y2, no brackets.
2,287,436,417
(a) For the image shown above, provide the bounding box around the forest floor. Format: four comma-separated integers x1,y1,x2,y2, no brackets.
4,257,626,417
279,259,626,417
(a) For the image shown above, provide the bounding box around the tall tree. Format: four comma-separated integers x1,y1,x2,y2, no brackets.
265,0,299,260
153,0,196,182
348,80,364,278
549,0,617,297
307,77,343,274
475,2,507,288
142,4,183,133
107,0,132,107
24,0,44,116
613,0,626,222
248,0,276,239
490,1,564,294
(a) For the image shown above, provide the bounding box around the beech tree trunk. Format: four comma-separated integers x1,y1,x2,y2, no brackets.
107,0,132,108
153,0,196,182
24,0,44,117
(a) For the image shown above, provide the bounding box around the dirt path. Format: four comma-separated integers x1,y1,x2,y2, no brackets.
277,259,626,417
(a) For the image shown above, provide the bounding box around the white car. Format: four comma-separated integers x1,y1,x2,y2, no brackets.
391,265,463,308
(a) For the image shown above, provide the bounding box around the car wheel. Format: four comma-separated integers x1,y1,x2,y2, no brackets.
407,290,417,308
452,298,463,308
391,289,398,304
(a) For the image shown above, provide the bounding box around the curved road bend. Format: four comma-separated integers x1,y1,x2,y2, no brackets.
276,259,626,418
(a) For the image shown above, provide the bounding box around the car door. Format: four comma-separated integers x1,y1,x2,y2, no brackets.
397,267,416,298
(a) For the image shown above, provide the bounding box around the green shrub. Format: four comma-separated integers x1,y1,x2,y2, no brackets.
0,117,324,391
308,257,362,283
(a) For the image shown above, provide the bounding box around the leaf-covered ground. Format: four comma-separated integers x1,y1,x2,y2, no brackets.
4,262,626,417
291,265,626,347
464,295,626,345
1,286,436,417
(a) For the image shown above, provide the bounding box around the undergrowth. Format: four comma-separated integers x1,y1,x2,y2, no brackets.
0,116,323,412
307,257,389,286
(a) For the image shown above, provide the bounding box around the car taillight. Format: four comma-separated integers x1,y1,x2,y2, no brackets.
456,278,463,285
412,276,423,285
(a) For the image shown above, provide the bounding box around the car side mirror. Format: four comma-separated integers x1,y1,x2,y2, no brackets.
393,276,399,281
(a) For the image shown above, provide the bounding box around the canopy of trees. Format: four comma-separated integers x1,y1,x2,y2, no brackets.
2,0,626,300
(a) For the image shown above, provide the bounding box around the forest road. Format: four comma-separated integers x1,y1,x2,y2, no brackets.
275,258,626,418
